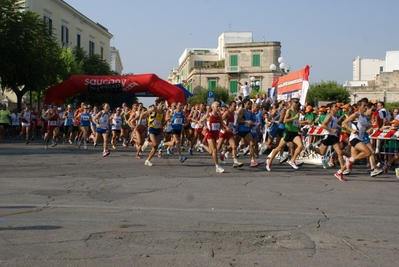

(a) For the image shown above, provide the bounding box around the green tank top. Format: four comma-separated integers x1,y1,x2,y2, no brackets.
285,109,299,132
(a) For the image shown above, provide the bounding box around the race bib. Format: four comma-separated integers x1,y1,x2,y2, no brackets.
174,118,183,125
293,119,299,127
49,121,57,126
212,123,220,131
154,120,161,127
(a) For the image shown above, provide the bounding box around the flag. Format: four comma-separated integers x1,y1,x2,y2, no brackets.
276,65,310,105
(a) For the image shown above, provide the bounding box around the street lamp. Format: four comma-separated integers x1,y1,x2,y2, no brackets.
270,56,291,76
250,76,260,92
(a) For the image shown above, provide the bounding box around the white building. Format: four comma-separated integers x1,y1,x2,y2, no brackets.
344,51,399,87
110,46,123,74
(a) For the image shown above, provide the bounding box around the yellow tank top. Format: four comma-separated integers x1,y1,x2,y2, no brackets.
148,112,163,129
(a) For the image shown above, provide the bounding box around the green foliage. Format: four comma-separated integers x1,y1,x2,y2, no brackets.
0,0,64,110
385,102,399,113
306,81,350,106
187,86,235,105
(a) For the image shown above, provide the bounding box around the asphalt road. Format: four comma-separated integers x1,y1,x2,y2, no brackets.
0,138,398,267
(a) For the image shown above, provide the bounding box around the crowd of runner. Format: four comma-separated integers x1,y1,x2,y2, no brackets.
1,96,398,180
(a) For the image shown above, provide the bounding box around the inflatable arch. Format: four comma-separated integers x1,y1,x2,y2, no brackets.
44,74,186,106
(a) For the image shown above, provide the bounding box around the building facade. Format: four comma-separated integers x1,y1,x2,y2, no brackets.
345,51,399,104
168,32,282,96
1,0,124,109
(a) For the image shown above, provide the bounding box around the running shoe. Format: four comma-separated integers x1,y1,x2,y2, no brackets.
383,162,390,173
158,140,164,150
44,145,48,150
84,143,88,150
279,156,288,164
342,169,350,175
102,149,110,157
296,161,304,167
188,148,193,155
370,168,383,177
288,160,299,170
158,149,162,157
232,162,244,168
265,159,272,171
328,160,335,167
167,146,174,156
334,171,346,181
199,145,205,153
321,159,328,169
77,141,81,148
224,151,229,159
179,155,187,163
68,140,73,144
51,141,57,147
346,158,354,172
25,140,29,145
216,166,225,173
94,142,97,147
259,144,267,155
124,142,128,148
250,161,260,167
144,160,153,166
135,154,142,159
255,158,264,164
220,151,225,161
142,140,149,152
243,146,250,156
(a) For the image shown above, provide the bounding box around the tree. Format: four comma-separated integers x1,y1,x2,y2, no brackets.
306,81,350,106
0,0,64,110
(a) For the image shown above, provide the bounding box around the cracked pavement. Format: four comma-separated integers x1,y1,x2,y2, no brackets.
0,140,398,266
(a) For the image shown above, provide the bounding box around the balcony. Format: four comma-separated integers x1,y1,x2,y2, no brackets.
225,66,241,73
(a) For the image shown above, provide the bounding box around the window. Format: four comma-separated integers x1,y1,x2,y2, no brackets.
89,41,95,56
77,34,81,48
230,81,238,95
43,16,52,36
252,54,260,67
101,47,104,59
380,66,384,72
194,61,204,67
61,25,69,47
229,55,239,72
208,80,217,90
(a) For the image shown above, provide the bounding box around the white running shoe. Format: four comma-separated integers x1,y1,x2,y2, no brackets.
288,160,299,170
216,166,225,173
144,160,153,166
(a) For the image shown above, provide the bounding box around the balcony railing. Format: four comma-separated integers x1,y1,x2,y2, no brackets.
225,66,241,73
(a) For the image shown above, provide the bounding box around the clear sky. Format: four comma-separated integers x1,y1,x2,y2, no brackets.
66,0,398,86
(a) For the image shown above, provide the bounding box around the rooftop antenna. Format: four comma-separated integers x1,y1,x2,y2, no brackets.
228,23,231,32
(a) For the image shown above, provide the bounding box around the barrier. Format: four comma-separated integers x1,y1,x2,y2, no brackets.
302,126,332,162
370,129,399,155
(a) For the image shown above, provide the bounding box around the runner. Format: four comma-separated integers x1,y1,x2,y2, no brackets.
76,104,91,149
133,107,148,158
0,103,11,142
198,101,230,173
236,99,259,167
143,98,166,166
19,104,31,144
266,98,304,171
307,102,347,181
342,98,383,177
110,107,122,149
93,103,111,157
218,101,243,168
43,103,60,149
161,101,188,163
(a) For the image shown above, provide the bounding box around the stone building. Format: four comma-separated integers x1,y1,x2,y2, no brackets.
168,32,283,96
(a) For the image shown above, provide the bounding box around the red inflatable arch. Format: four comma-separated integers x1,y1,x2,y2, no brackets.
44,74,186,106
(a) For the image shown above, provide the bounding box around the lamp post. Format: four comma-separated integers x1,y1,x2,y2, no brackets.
250,76,260,92
269,56,291,76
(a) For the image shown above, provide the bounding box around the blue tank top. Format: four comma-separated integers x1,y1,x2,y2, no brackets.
237,110,251,132
171,110,185,130
80,112,91,127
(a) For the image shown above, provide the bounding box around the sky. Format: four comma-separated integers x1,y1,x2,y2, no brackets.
65,0,399,106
